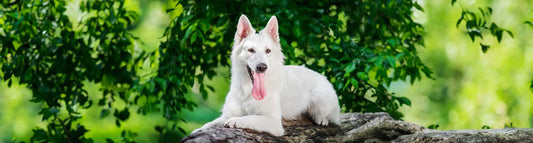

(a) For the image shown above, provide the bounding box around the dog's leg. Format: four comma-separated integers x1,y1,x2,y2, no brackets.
224,115,284,136
308,83,341,126
225,95,284,136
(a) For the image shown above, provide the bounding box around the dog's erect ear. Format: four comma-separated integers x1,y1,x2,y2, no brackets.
235,15,255,43
263,16,279,43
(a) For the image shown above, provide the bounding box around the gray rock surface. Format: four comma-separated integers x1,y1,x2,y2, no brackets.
181,112,533,143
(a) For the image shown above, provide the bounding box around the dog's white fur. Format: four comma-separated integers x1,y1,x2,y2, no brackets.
192,15,340,136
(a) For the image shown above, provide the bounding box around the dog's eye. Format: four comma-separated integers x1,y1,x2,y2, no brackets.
265,49,271,53
248,48,255,53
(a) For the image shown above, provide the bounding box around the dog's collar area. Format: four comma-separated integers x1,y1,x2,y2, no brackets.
247,66,254,83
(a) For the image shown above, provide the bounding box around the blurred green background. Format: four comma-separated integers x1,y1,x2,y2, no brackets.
392,0,533,130
1,0,532,142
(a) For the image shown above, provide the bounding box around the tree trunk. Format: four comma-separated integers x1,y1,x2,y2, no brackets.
181,112,533,142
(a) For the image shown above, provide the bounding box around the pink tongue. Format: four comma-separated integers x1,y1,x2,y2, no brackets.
252,72,266,100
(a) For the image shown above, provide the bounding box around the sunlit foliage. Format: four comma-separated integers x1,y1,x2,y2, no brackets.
0,0,528,142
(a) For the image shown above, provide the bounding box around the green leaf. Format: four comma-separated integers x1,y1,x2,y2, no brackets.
420,66,433,80
155,126,163,132
525,21,533,28
427,124,440,129
467,30,477,42
336,82,344,90
481,125,491,129
414,2,424,12
38,107,59,121
478,7,485,16
357,72,368,81
495,30,503,42
387,57,396,67
293,28,301,37
199,19,210,32
31,128,49,142
98,98,106,106
180,26,194,47
410,74,416,85
191,31,197,43
114,108,130,121
386,38,398,46
155,78,168,91
344,62,356,77
179,15,194,26
206,85,215,92
199,85,208,99
480,43,489,53
178,127,186,134
505,30,514,38
350,79,359,87
394,96,412,106
115,119,121,127
451,0,457,6
71,124,89,139
100,109,110,118
166,8,175,13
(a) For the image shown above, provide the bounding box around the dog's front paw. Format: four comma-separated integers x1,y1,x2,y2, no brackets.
315,118,329,126
224,117,246,128
224,117,285,136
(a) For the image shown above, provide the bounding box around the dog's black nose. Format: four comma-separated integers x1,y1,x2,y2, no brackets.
256,63,267,73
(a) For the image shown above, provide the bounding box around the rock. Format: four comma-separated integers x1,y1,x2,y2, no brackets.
395,128,533,143
180,112,533,142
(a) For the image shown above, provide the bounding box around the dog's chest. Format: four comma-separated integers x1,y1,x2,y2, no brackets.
237,93,277,115
241,100,260,115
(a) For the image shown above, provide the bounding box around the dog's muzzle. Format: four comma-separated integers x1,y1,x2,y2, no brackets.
247,63,267,83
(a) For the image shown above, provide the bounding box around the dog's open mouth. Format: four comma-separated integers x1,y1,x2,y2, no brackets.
247,66,266,100
247,66,254,82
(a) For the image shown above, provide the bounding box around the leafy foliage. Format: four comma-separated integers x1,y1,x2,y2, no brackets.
453,1,530,91
1,0,140,142
453,3,513,53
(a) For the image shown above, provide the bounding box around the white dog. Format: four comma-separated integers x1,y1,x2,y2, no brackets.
192,15,340,136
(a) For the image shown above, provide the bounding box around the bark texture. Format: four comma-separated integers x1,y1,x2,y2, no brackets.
181,112,533,143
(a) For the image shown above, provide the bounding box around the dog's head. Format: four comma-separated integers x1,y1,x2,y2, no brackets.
231,15,285,100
